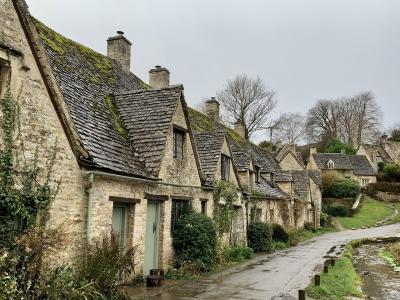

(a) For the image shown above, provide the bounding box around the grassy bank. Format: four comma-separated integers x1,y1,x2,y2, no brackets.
337,197,394,229
306,243,363,300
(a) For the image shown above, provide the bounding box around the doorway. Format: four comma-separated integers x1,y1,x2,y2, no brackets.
143,201,160,275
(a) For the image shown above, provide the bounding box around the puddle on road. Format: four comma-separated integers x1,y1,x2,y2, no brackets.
353,243,400,300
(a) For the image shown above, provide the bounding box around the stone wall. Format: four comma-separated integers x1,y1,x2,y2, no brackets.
1,0,87,262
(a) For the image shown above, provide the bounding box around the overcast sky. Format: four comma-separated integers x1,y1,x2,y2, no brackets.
26,0,400,141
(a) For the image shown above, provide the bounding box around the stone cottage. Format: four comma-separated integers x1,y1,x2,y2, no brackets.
189,101,321,229
2,0,215,275
307,148,377,187
357,134,400,172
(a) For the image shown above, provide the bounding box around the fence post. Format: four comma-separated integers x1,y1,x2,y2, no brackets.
315,274,320,286
298,289,306,300
324,265,329,273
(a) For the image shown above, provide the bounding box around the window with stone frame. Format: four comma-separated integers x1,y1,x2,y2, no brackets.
362,178,369,187
327,160,335,169
171,199,190,234
173,128,184,160
221,154,230,181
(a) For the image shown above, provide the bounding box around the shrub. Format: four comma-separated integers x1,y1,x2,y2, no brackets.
272,241,288,250
330,179,360,198
322,174,340,197
247,222,273,252
80,235,137,297
324,139,356,155
325,205,349,217
224,245,253,262
173,212,217,272
320,212,333,228
287,229,300,246
271,223,289,243
383,163,400,182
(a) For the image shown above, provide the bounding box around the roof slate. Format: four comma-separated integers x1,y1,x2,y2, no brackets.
291,171,310,199
193,131,226,184
255,175,286,199
115,86,183,176
33,18,152,178
313,153,375,176
274,171,293,182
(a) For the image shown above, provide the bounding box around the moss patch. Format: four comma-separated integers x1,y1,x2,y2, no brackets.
33,18,115,86
104,95,127,140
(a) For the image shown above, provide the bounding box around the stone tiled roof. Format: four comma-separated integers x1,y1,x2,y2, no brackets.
255,175,286,199
115,86,183,176
308,170,322,186
362,144,391,163
313,153,353,170
274,171,293,182
193,131,226,184
348,155,375,176
33,18,152,178
313,153,375,176
291,171,310,199
187,107,281,174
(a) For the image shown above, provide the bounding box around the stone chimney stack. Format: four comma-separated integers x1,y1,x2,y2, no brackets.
149,66,170,89
234,119,246,139
107,31,132,72
205,97,220,123
310,146,317,155
380,134,388,145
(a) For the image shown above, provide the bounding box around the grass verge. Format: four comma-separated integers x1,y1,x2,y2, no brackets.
337,197,393,229
306,243,363,300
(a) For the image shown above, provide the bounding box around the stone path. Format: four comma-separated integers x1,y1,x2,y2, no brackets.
125,223,400,300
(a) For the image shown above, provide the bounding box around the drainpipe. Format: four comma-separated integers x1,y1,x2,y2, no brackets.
86,173,94,248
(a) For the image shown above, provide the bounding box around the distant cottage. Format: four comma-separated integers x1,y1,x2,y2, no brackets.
1,0,322,276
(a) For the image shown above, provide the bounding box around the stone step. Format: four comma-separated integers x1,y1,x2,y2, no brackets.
146,275,163,287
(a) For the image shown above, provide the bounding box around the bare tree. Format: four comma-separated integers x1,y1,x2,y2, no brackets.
217,74,277,140
306,99,341,142
306,91,382,146
275,113,306,144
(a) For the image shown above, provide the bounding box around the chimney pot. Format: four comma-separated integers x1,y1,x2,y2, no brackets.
107,32,132,72
149,66,170,89
205,97,220,123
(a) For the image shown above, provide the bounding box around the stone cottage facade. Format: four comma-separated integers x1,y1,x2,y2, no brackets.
2,0,322,276
2,0,214,275
307,148,377,187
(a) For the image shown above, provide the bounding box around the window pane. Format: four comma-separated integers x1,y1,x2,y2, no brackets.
221,154,230,181
173,130,184,159
171,200,188,233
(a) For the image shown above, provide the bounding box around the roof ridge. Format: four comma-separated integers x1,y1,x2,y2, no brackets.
114,84,184,96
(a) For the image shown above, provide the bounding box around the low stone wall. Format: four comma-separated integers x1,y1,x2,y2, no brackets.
374,191,400,202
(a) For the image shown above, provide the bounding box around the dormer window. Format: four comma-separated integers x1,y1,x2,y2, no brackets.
173,128,184,159
327,160,335,169
255,166,261,183
221,154,230,181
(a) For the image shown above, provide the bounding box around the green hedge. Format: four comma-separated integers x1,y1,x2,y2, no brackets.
247,222,273,252
325,205,349,217
172,212,217,271
368,182,400,194
271,223,289,243
329,179,360,198
224,245,253,262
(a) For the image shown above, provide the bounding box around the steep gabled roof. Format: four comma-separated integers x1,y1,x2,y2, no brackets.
115,86,184,176
193,131,226,184
291,171,310,199
308,170,322,186
348,155,375,176
255,175,286,199
312,153,353,170
32,18,153,178
313,153,375,176
274,171,293,182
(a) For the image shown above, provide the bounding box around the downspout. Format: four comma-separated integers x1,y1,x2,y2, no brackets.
86,173,94,249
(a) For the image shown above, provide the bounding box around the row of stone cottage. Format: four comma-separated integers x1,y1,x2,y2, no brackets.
0,0,326,275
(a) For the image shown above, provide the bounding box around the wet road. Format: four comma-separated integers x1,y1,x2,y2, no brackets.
126,223,400,300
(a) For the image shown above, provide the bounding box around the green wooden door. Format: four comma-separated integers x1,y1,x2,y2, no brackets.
112,205,128,250
144,202,160,275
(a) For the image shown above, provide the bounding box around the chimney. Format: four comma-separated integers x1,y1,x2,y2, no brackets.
381,134,388,145
149,66,170,89
205,97,220,123
310,147,317,155
234,119,246,139
107,31,132,72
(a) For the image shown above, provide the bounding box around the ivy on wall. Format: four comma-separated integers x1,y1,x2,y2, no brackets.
0,90,60,248
213,180,239,240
